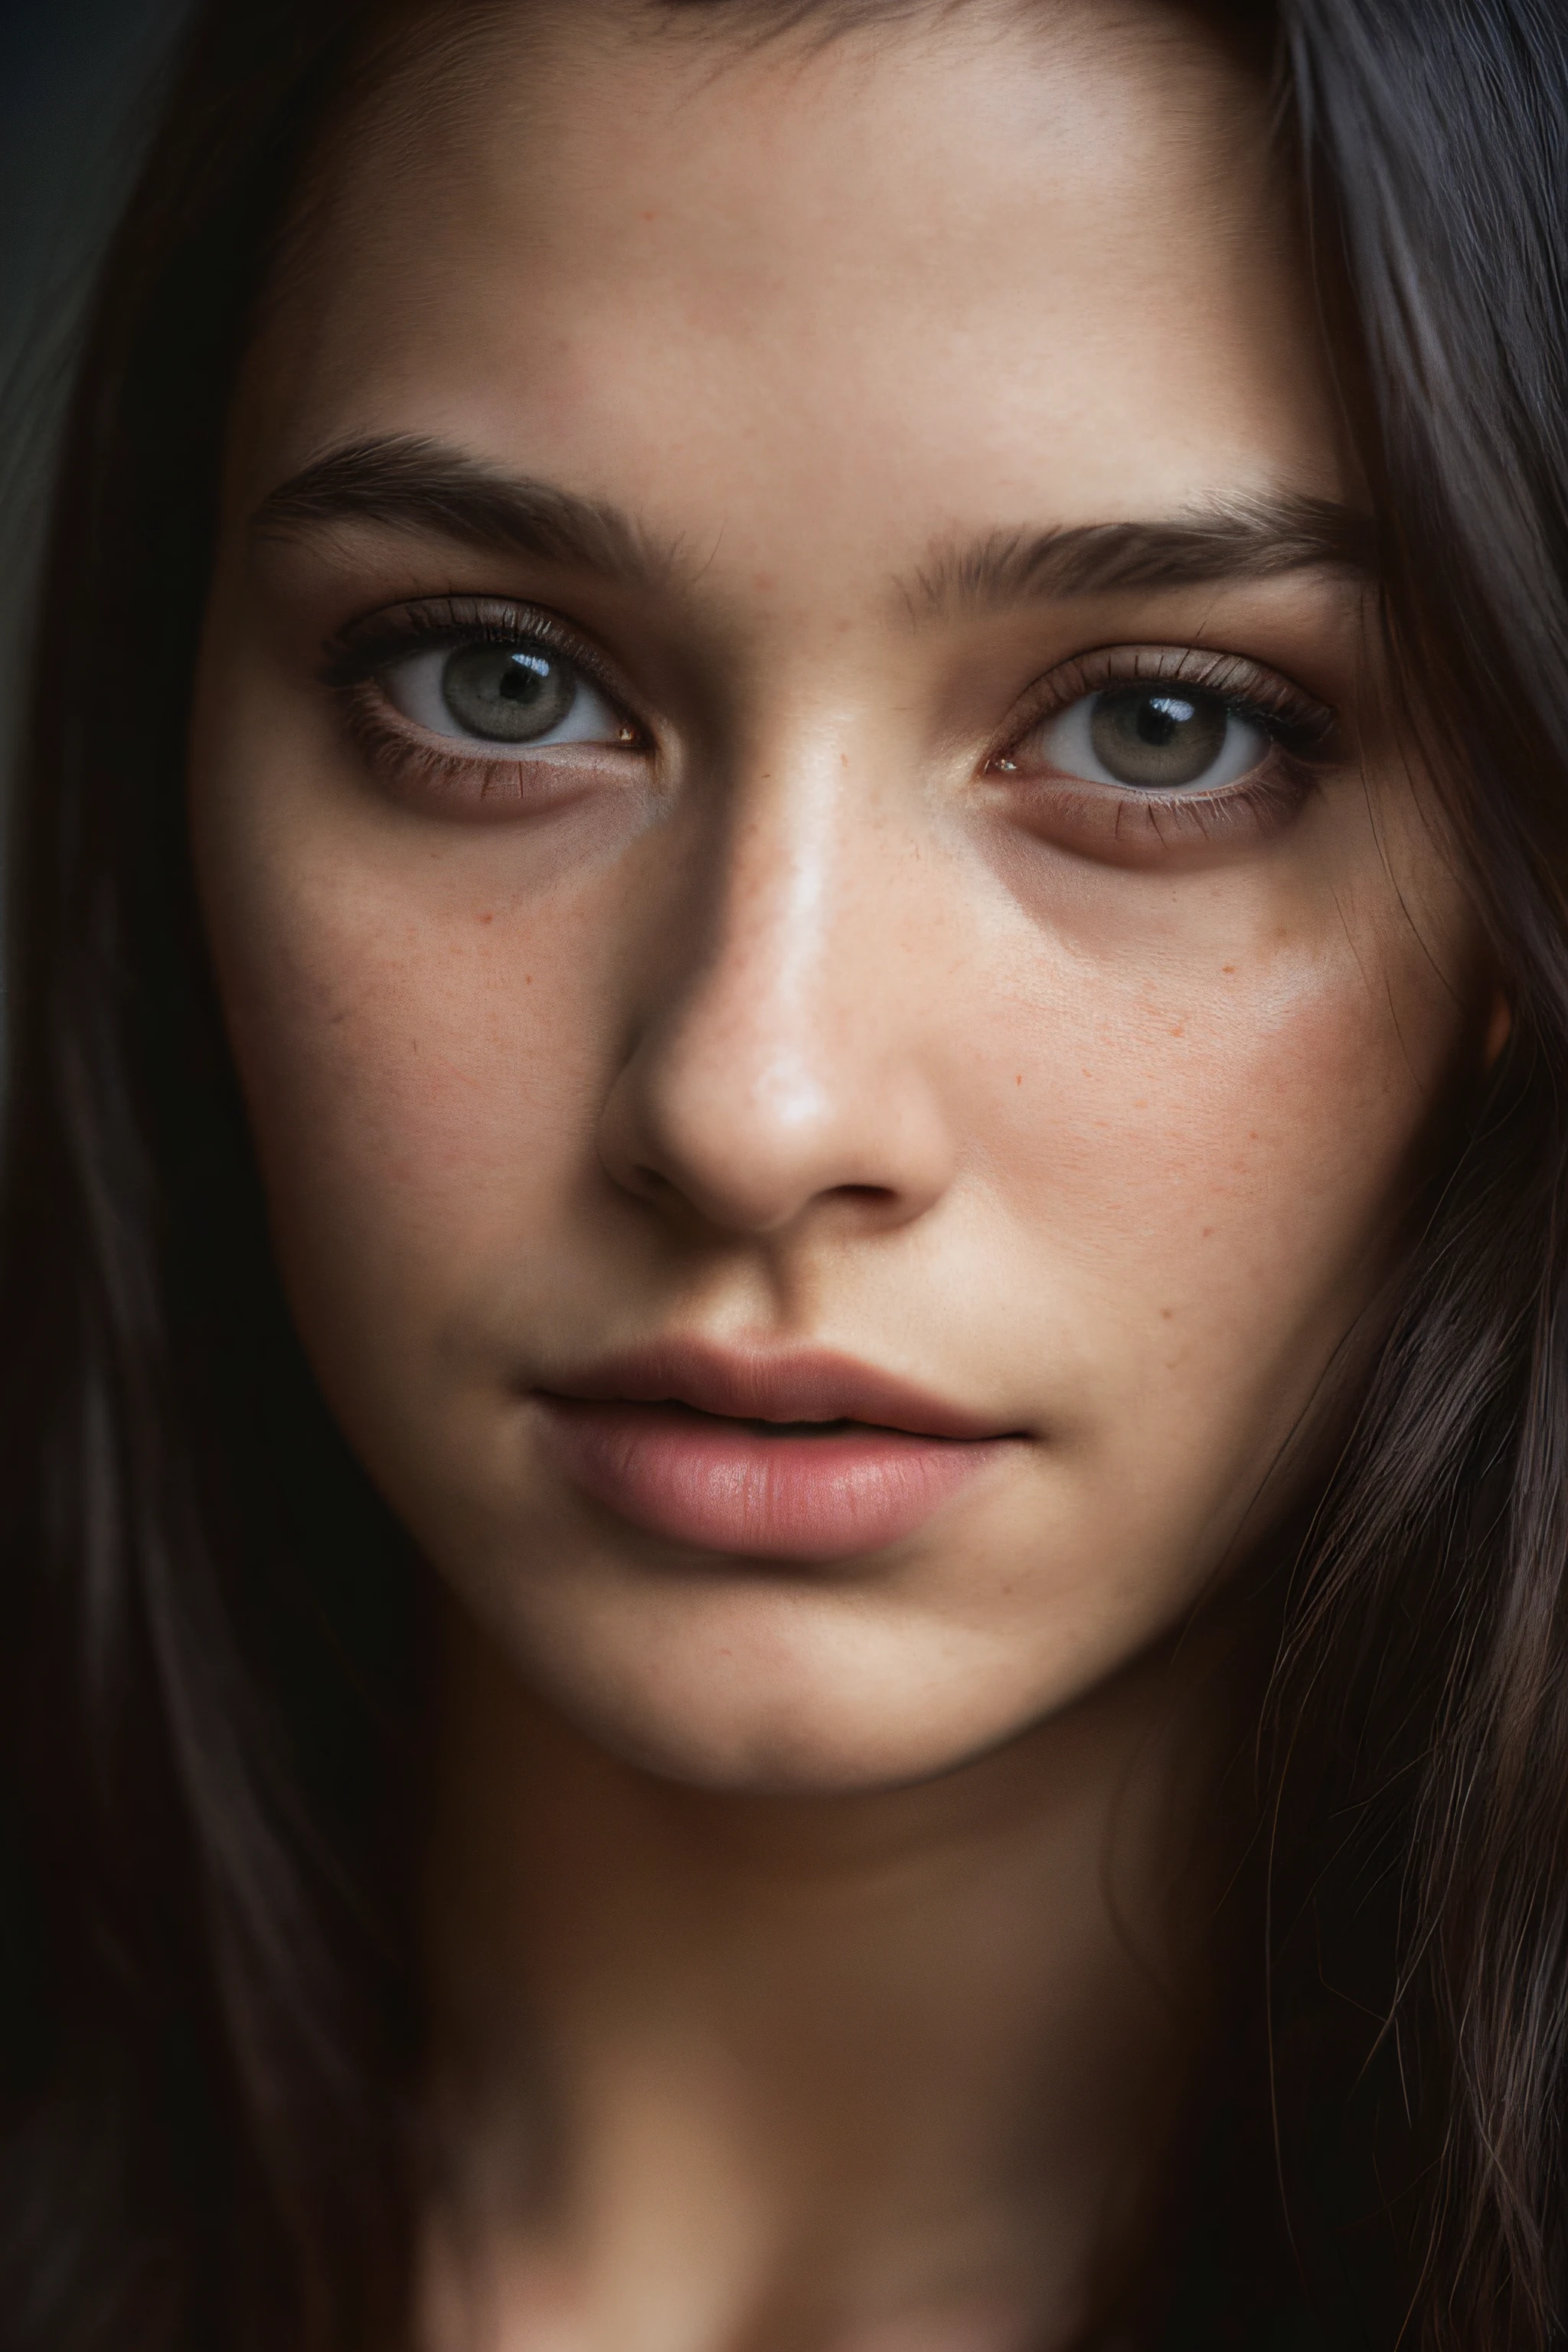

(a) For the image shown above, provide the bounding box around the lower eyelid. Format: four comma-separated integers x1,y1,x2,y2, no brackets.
336,686,648,823
348,680,509,763
995,748,1315,864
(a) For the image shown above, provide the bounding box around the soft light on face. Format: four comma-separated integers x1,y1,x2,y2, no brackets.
191,0,1492,1791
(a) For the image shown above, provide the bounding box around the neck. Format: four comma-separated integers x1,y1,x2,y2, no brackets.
416,1602,1255,2352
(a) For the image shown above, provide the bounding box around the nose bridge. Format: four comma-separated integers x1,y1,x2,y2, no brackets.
597,728,953,1236
712,746,846,1130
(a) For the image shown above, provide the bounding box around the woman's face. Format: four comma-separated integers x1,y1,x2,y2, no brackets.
194,0,1492,1790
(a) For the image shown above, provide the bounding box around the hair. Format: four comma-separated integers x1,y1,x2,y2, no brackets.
2,0,1566,2345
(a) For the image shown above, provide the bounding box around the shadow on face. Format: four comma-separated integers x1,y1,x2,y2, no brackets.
189,0,1495,1792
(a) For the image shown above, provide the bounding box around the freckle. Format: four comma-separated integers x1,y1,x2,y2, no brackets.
1170,1025,1184,1037
1248,1131,1258,1140
1015,1073,1023,1086
1202,1226,1214,1238
479,910,494,924
642,208,658,220
1160,1306,1174,1321
1222,964,1236,975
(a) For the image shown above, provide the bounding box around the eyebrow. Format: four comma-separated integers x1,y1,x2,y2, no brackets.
252,434,684,595
912,497,1377,615
253,433,1375,610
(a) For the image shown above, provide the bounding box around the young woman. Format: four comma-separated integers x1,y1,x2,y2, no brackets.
3,0,1566,2345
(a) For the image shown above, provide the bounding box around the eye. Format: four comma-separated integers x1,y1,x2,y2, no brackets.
382,637,629,750
1027,681,1269,793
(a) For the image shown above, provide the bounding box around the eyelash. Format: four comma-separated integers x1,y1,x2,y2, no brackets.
323,602,1336,841
987,644,1335,840
322,596,646,803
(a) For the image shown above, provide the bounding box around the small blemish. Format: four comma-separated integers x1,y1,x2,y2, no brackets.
1160,1306,1174,1321
1170,1025,1184,1037
1222,963,1236,975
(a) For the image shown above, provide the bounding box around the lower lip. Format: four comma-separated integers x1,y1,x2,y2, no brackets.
535,1399,1009,1561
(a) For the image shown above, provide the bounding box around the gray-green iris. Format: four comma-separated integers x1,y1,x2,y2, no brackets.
441,644,575,742
1089,685,1230,789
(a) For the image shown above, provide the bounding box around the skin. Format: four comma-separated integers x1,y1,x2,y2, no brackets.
189,2,1500,2343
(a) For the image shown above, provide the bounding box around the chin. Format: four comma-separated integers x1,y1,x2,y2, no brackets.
567,1702,977,1797
457,1570,1127,1796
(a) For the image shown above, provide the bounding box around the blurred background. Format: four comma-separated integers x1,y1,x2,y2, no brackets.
1,0,190,784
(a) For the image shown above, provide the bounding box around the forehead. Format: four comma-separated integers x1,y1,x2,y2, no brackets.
234,0,1337,552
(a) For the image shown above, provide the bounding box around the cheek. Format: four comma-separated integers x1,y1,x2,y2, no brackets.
191,778,619,1396
237,911,588,1203
967,868,1478,1509
1027,957,1398,1276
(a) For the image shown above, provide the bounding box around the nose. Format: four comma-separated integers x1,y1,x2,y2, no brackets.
596,750,958,1240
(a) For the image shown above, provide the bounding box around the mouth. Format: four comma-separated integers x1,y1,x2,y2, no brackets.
533,1341,1024,1562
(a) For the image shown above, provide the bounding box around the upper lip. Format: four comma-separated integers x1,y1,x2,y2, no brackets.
536,1339,1018,1441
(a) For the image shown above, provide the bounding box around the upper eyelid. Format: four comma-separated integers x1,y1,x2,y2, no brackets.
998,642,1336,748
321,595,643,717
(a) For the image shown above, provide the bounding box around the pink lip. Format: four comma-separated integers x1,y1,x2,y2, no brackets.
533,1342,1022,1562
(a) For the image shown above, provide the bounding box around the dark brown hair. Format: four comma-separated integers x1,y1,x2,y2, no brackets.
2,2,1567,2345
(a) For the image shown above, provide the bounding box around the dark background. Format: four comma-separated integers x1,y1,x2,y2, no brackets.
1,0,191,781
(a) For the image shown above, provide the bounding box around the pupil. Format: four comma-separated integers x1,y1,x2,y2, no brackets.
1135,694,1194,745
1089,684,1229,789
499,652,551,704
441,642,575,742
